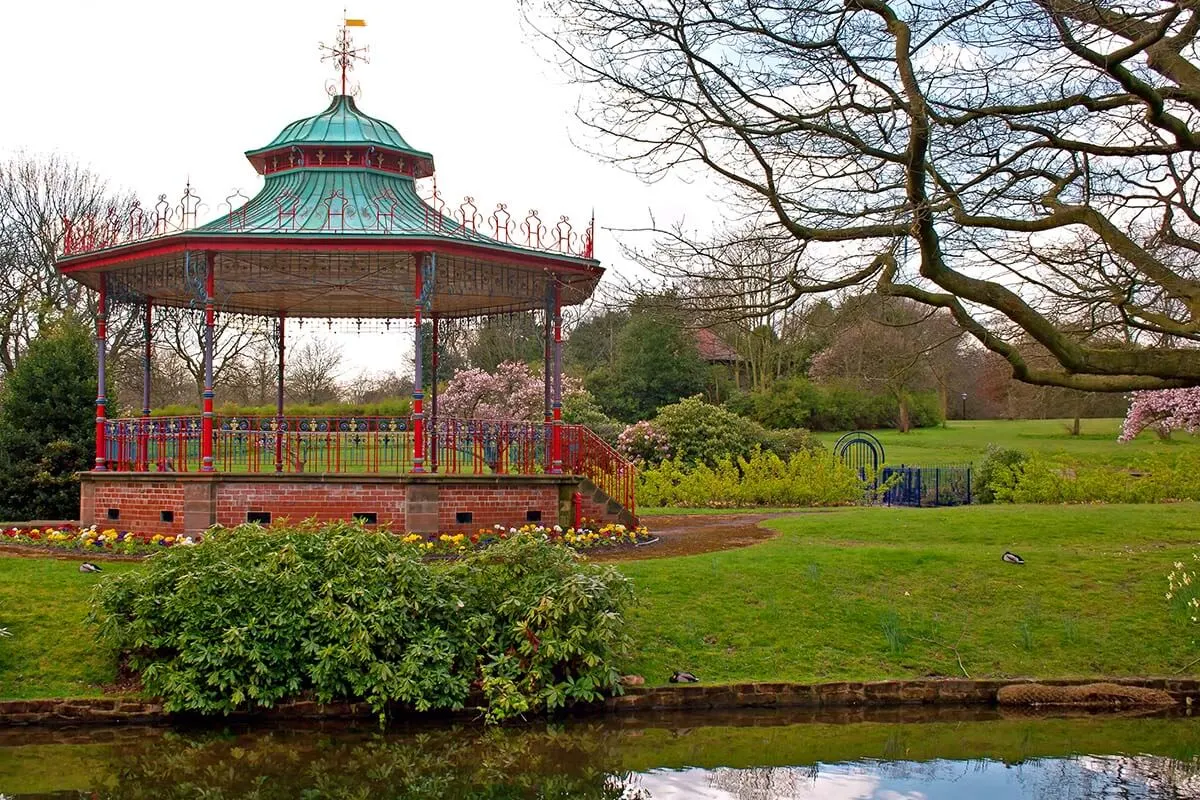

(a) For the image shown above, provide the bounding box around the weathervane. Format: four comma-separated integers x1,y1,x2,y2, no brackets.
319,14,368,96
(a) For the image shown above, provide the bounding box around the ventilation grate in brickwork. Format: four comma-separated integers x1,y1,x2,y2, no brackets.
247,511,272,524
353,512,378,525
525,509,542,522
106,508,120,521
160,510,174,523
456,511,473,525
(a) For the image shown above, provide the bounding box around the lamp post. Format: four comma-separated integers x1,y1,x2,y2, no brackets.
961,392,968,420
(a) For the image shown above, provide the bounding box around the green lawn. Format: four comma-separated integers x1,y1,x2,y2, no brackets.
814,418,1198,467
619,503,1200,685
4,503,1200,699
0,556,140,699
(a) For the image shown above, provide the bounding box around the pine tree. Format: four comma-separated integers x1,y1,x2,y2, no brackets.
0,316,98,519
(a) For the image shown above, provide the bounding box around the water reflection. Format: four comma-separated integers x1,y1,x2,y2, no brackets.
1,708,1199,799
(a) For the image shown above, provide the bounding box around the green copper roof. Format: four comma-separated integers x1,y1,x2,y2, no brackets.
247,94,434,162
197,169,499,244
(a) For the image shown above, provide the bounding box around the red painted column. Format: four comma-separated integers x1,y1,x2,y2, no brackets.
138,299,152,470
430,314,439,473
201,252,216,472
411,255,425,472
551,277,563,474
94,275,108,471
544,282,553,471
275,312,285,473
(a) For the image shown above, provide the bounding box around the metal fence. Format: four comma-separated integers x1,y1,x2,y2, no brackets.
879,465,973,507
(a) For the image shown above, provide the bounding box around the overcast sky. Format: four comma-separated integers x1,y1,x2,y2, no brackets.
0,0,715,379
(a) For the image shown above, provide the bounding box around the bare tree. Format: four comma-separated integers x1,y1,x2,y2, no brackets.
810,297,965,430
286,338,345,405
0,153,140,372
529,0,1200,389
155,308,267,395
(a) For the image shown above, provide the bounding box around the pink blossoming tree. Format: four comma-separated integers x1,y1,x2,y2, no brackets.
439,361,582,421
1120,389,1200,442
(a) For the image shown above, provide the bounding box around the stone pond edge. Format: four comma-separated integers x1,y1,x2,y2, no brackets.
3,677,1199,726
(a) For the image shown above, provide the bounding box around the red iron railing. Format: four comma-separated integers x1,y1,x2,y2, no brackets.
562,424,637,516
101,416,635,514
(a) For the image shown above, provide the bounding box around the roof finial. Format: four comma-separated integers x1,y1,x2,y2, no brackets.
320,13,368,96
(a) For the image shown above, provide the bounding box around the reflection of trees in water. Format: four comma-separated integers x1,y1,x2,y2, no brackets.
89,726,631,800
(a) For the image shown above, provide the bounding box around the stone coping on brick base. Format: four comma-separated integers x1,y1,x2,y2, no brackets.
78,472,582,486
4,677,1199,727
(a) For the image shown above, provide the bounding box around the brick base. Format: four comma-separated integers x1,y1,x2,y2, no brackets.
78,473,593,536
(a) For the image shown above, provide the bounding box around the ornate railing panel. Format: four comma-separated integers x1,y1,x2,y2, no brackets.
101,416,636,515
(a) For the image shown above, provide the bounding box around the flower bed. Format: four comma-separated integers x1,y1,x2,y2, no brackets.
404,522,654,555
1,525,195,555
0,521,653,558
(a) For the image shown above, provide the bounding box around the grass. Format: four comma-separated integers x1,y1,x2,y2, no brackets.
4,503,1200,699
0,556,139,699
619,503,1200,685
813,417,1198,467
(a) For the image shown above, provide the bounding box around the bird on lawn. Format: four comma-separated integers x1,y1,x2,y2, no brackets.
670,670,699,683
78,562,103,573
1002,551,1025,565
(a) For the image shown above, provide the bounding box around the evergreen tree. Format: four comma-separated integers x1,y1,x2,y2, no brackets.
0,316,98,519
586,304,708,422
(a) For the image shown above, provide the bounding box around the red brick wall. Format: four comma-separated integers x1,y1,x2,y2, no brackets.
216,483,408,529
92,483,185,535
437,485,559,532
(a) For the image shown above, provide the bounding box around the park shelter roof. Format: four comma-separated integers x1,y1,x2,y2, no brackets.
56,93,601,319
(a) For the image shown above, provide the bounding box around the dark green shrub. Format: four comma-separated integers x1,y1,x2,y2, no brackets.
0,316,99,519
729,378,942,431
156,398,413,418
762,427,826,458
652,395,771,465
90,522,633,722
975,445,1030,503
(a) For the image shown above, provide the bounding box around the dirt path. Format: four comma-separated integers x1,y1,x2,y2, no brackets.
590,513,782,562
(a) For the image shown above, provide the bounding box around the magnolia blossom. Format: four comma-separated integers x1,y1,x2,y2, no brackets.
438,361,582,421
1120,389,1200,442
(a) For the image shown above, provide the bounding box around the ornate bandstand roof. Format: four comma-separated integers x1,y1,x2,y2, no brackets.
56,46,601,320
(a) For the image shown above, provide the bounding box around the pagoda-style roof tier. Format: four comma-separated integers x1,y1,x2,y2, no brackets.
245,95,435,178
57,95,602,318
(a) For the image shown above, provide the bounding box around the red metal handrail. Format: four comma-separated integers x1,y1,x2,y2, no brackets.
561,424,637,516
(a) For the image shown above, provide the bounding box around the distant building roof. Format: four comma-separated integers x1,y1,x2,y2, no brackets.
694,328,739,363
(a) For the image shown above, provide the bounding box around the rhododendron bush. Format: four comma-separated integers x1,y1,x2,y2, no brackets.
1120,389,1200,442
439,361,583,421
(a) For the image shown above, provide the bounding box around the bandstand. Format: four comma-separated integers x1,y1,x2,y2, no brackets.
55,29,636,537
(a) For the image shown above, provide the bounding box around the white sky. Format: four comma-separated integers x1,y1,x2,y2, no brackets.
0,0,713,378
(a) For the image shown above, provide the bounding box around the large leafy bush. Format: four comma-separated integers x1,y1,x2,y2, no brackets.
637,449,863,508
90,523,633,722
651,395,773,465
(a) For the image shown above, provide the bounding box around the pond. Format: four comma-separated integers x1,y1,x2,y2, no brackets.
2,707,1199,798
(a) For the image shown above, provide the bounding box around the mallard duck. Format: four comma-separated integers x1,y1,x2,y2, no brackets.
78,562,103,573
1002,551,1025,565
669,670,699,683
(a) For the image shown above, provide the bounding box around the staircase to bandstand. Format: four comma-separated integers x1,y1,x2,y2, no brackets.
101,415,638,526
